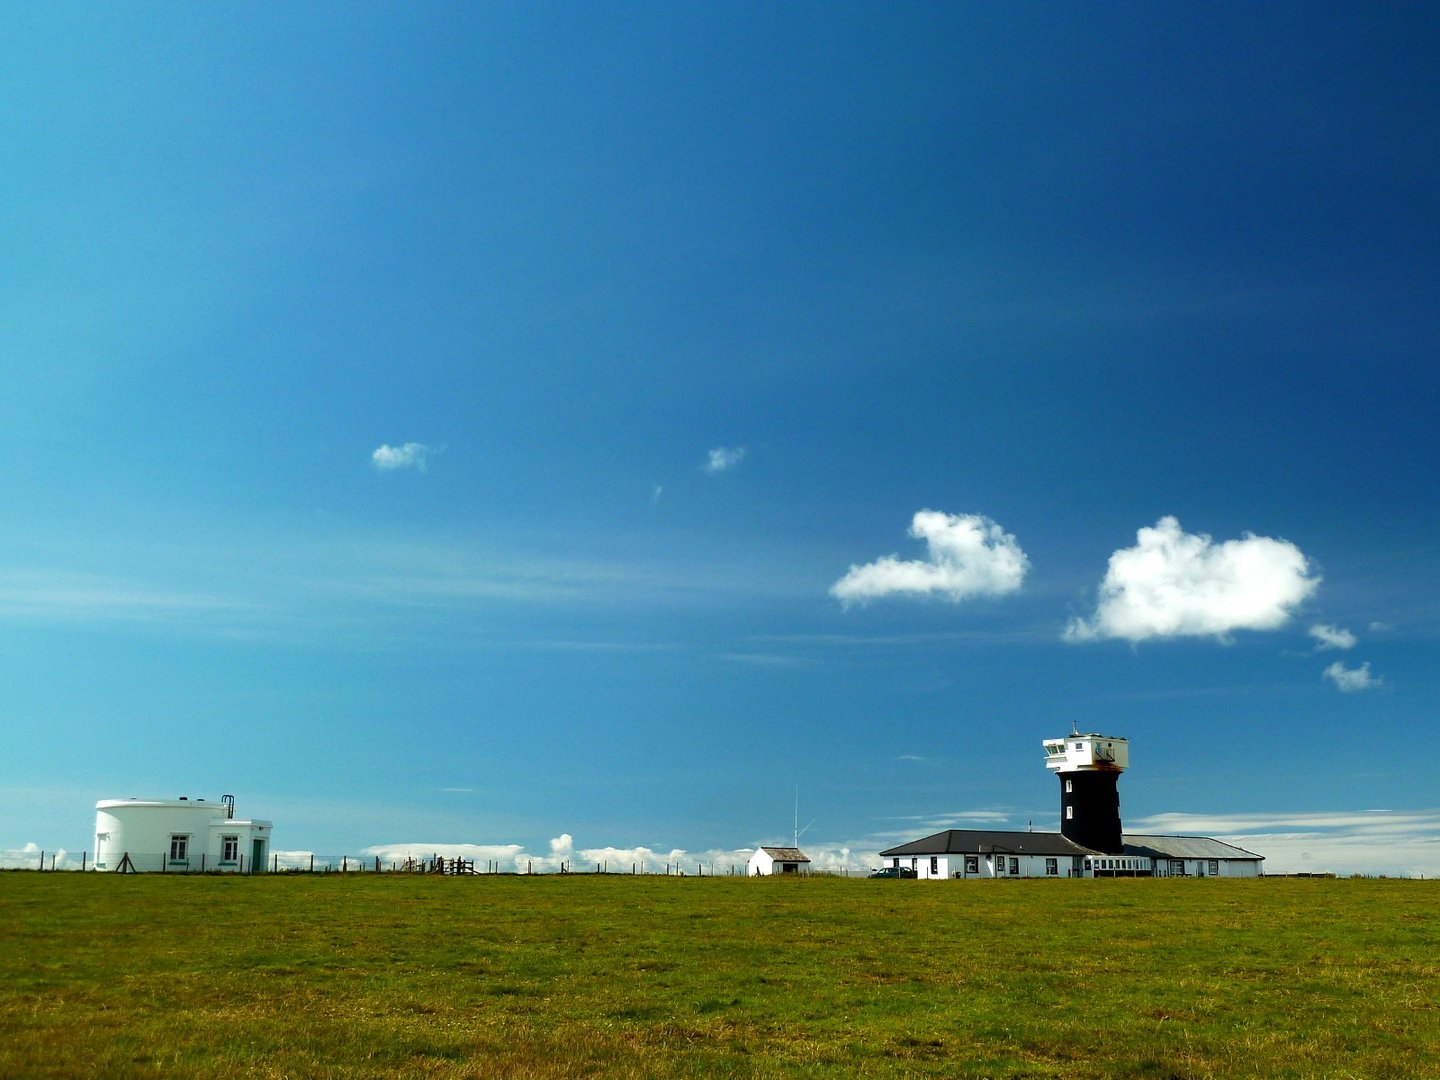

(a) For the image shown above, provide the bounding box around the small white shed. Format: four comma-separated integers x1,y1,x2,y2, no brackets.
94,794,272,873
747,846,811,876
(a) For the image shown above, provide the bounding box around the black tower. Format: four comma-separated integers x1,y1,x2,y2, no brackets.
1043,732,1129,855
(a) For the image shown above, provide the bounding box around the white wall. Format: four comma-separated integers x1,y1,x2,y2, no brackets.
1152,857,1261,878
888,853,1074,879
94,799,272,872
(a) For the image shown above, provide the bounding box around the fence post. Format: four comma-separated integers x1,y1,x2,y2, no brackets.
273,853,278,873
82,851,88,872
309,854,314,873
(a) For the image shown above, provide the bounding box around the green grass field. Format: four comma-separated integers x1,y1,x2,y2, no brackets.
2,873,1437,1078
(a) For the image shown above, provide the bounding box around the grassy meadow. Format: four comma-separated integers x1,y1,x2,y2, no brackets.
2,873,1437,1078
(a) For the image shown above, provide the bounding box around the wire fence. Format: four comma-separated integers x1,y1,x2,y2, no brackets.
1,848,867,876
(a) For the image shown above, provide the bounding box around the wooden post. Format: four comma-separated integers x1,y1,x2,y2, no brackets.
82,851,87,872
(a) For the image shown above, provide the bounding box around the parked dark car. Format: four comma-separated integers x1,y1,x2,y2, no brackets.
868,866,916,879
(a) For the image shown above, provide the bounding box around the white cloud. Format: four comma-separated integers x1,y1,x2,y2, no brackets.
1065,516,1318,642
371,442,432,471
703,446,746,474
831,511,1029,606
1309,623,1356,650
1323,660,1383,692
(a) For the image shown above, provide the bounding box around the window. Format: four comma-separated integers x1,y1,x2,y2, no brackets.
1009,858,1019,875
1074,742,1083,750
965,856,979,874
1065,779,1073,793
1045,858,1058,876
1209,860,1220,876
1065,806,1073,820
169,835,189,863
929,857,938,876
994,857,1004,874
221,836,239,863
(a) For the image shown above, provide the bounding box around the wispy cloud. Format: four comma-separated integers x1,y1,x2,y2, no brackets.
1323,660,1383,692
831,511,1029,606
1066,516,1318,642
721,652,816,668
703,446,746,474
0,569,257,625
1309,623,1356,650
371,442,433,472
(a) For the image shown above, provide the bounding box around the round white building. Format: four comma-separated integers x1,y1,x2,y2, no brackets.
94,794,272,872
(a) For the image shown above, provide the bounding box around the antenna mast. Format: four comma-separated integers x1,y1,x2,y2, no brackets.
793,785,814,849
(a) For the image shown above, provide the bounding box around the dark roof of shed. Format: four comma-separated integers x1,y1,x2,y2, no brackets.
758,847,810,862
880,830,1099,858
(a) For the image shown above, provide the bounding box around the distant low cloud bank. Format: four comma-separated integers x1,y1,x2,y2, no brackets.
1066,516,1318,642
831,511,1029,606
354,833,864,874
371,442,433,472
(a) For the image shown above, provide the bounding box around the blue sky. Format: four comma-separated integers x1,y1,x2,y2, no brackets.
4,4,1439,875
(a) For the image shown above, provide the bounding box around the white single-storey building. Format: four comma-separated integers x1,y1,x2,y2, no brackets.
878,829,1098,879
879,829,1263,879
747,846,811,876
94,794,272,873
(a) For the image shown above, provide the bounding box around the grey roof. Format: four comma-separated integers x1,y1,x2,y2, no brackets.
758,847,810,862
1122,834,1265,861
880,830,1100,858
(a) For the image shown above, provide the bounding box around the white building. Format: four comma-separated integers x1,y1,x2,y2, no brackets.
878,732,1264,879
879,829,1262,878
94,794,272,873
747,846,811,876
